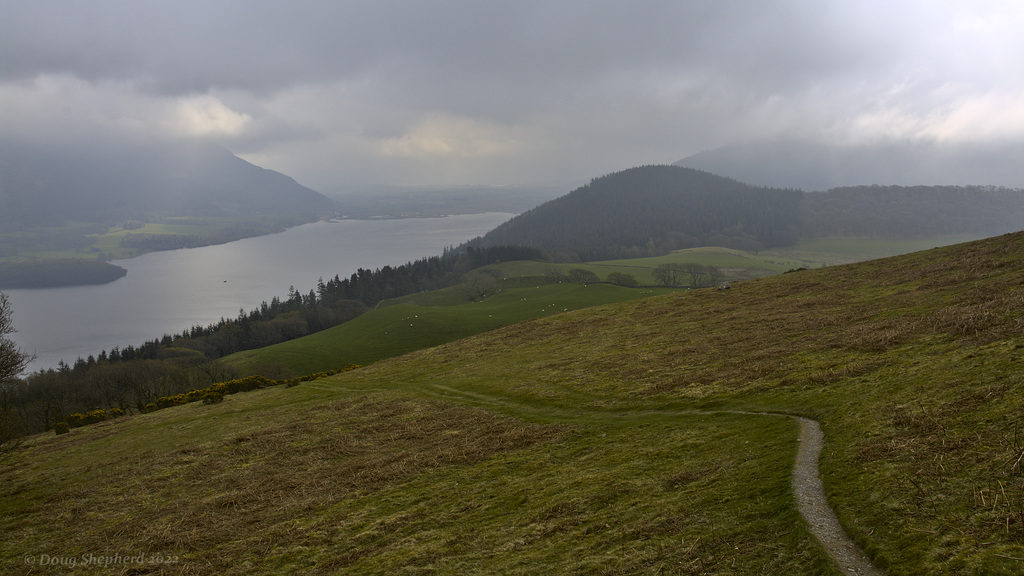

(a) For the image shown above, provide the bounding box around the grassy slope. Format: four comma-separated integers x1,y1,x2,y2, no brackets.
487,235,985,286
504,247,800,284
3,232,1023,575
221,245,822,377
760,234,990,267
224,280,677,376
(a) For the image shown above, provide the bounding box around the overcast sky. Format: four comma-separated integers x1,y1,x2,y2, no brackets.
2,1,1022,191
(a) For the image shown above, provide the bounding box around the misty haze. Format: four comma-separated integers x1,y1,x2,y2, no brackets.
1,2,1022,575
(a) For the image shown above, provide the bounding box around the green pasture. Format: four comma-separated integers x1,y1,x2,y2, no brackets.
223,281,677,376
223,233,1002,377
760,234,988,267
475,246,794,287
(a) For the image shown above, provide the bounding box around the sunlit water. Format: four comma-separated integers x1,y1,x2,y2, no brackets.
5,213,512,373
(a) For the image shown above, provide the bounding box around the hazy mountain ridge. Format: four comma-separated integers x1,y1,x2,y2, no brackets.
470,164,1024,260
0,137,332,230
676,139,1024,191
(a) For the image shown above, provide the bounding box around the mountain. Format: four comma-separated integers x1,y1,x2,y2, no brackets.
676,138,1024,191
470,164,1024,260
473,165,804,260
0,137,332,230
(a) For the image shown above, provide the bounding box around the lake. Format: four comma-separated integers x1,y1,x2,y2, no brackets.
5,213,512,373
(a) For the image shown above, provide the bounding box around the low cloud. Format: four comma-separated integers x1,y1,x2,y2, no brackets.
168,95,252,137
2,1,1022,188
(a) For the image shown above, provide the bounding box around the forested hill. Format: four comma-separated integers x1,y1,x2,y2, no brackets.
800,185,1024,238
473,165,803,260
470,165,1024,260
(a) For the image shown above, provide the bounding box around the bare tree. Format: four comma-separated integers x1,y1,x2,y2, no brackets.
544,266,566,283
463,270,500,301
681,264,709,288
567,268,600,285
1,292,34,458
1,293,33,382
652,263,685,286
606,272,638,286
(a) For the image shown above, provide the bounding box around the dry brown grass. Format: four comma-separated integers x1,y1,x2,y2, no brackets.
1,396,563,575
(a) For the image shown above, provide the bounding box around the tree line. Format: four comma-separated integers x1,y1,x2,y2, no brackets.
799,185,1024,238
470,166,1024,261
0,244,547,442
547,263,723,288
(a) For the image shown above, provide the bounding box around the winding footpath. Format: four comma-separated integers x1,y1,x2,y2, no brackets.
416,383,886,572
791,416,885,576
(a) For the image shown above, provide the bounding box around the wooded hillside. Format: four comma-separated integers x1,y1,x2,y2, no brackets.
474,166,803,260
471,165,1024,260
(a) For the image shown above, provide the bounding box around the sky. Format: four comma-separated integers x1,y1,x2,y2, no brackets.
2,0,1023,191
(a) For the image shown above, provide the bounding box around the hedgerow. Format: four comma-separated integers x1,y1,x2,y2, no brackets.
53,365,361,434
62,407,126,429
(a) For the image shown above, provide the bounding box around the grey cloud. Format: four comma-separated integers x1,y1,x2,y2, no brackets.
1,1,885,97
2,1,1022,187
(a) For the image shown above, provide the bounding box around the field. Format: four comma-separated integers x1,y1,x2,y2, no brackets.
0,217,292,263
495,247,799,285
491,235,987,286
224,280,678,376
223,236,977,377
759,234,989,267
2,233,1023,575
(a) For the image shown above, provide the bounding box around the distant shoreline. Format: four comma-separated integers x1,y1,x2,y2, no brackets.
0,259,128,289
1,213,516,289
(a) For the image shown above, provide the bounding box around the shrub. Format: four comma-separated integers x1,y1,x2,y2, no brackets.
223,375,275,394
54,369,361,431
297,365,361,383
202,391,224,404
64,410,107,428
155,394,188,409
54,422,70,435
606,272,639,286
568,268,601,284
83,409,107,426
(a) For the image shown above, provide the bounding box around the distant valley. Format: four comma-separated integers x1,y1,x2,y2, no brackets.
5,135,1022,289
0,138,549,288
0,137,333,288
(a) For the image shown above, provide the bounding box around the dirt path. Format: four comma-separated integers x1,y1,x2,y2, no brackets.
416,386,886,573
791,416,885,576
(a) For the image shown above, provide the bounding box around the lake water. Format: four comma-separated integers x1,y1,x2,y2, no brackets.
5,213,512,373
